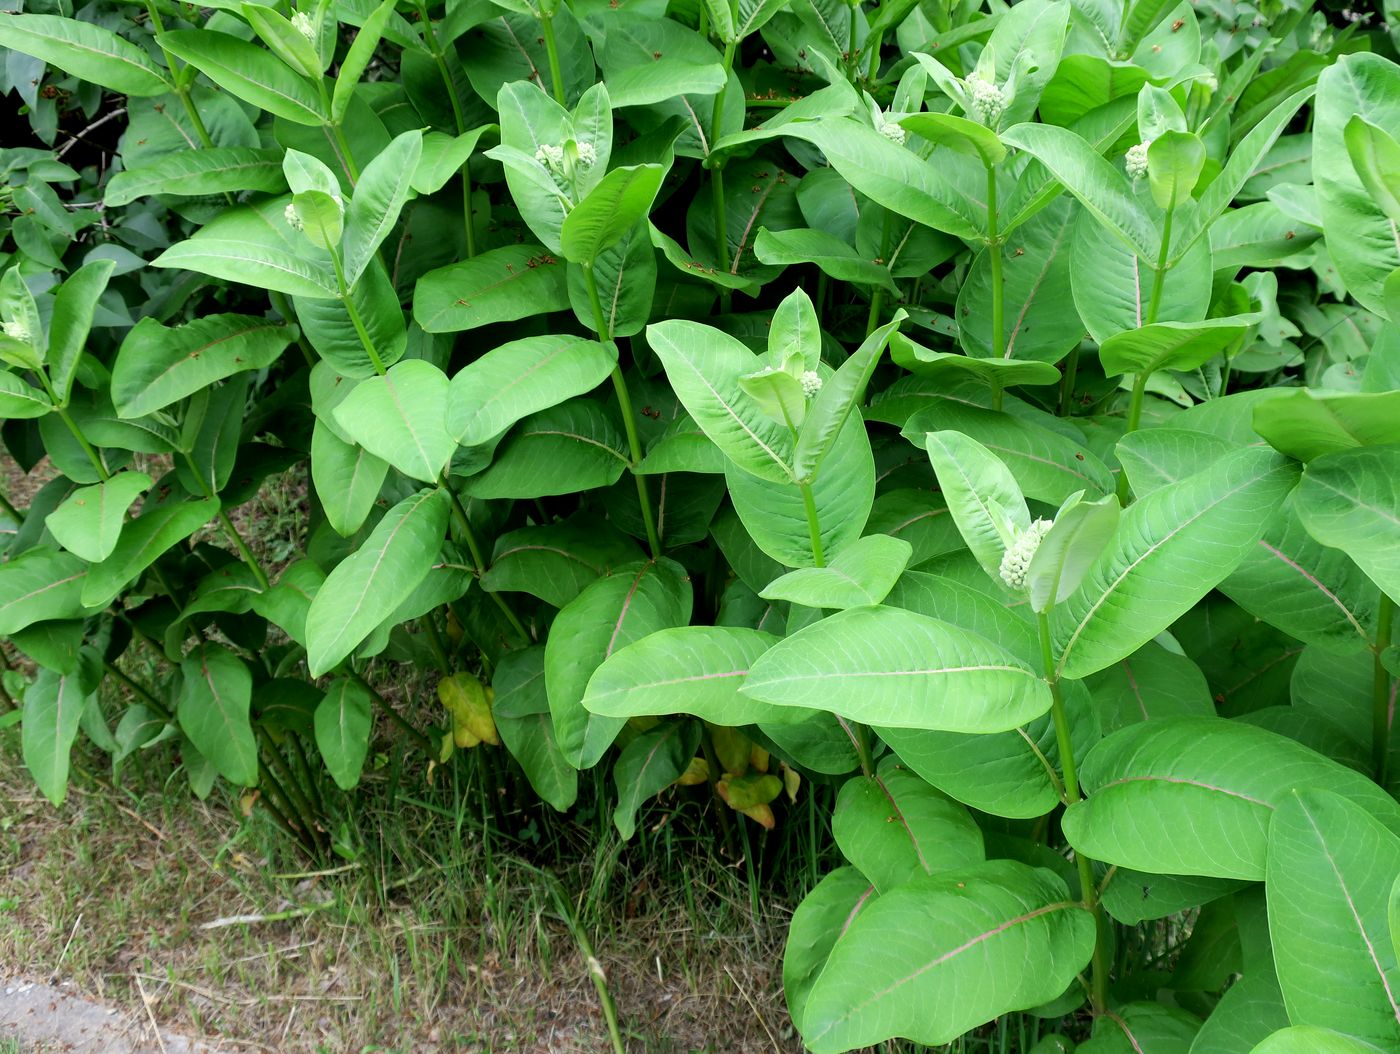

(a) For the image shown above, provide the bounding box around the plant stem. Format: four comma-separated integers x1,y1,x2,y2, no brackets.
799,481,825,567
257,725,323,848
1374,590,1394,787
844,2,858,81
105,661,171,719
329,251,386,375
1144,202,1174,326
34,364,109,481
864,289,885,339
707,35,737,308
330,123,362,185
143,0,218,152
539,12,567,105
178,452,271,589
256,763,313,850
986,162,1004,360
1058,344,1080,417
1115,371,1151,502
357,675,436,755
582,266,663,557
1037,611,1109,1014
441,480,533,644
415,0,476,257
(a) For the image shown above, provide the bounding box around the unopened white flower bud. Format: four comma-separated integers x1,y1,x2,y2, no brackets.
284,202,304,230
878,117,906,145
800,370,822,398
966,73,1006,126
535,144,565,170
291,10,316,41
575,141,597,167
1126,141,1151,181
999,518,1053,590
3,320,29,342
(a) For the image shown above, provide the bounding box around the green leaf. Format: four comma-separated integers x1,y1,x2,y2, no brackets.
648,318,794,482
742,605,1051,732
1099,317,1253,378
0,372,52,419
924,430,1029,583
1267,790,1400,1047
545,558,692,769
314,679,373,790
726,415,874,567
482,516,643,609
152,204,337,298
342,130,423,285
1250,1027,1390,1054
1052,448,1299,680
832,756,984,893
1253,390,1400,463
785,868,876,1036
1085,641,1213,734
44,472,152,565
333,360,455,484
760,534,912,610
1062,717,1400,880
561,164,665,266
583,626,790,725
781,119,984,242
310,421,388,537
492,646,577,812
0,14,170,96
901,112,1007,166
177,644,258,787
462,399,629,500
1145,130,1205,211
1294,446,1400,613
753,228,899,292
908,402,1114,507
47,259,117,404
793,314,903,484
0,548,91,634
105,147,284,207
445,335,616,446
1026,492,1121,614
111,314,295,418
21,655,99,806
414,245,570,332
889,335,1062,388
1345,115,1400,228
1000,123,1158,262
800,860,1095,1052
331,0,396,124
159,29,325,125
81,498,220,609
305,489,449,676
612,718,700,840
241,3,323,79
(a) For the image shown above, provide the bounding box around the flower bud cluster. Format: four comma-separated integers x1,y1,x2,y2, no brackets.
1126,140,1151,181
966,73,1006,126
999,518,1053,590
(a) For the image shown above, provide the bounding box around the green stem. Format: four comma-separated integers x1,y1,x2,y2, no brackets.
1058,345,1080,417
329,250,386,375
269,291,317,367
707,37,737,309
539,12,567,105
34,366,108,481
256,763,313,850
143,0,217,152
257,725,322,846
289,732,327,815
864,289,885,339
179,452,271,589
583,266,663,557
415,0,476,257
1144,202,1174,326
329,122,362,186
441,480,532,645
844,2,858,81
986,162,1004,360
423,610,453,675
799,481,825,568
1374,591,1394,787
1038,612,1108,1014
1115,371,1151,502
105,661,171,719
356,676,436,755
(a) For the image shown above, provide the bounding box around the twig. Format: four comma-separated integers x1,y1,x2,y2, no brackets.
199,899,336,929
133,972,170,1054
723,964,782,1054
57,106,127,157
49,913,82,984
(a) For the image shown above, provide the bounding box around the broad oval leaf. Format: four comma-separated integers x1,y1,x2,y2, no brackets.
177,643,258,787
414,244,570,332
741,605,1051,733
44,471,152,564
800,860,1096,1052
105,147,285,206
159,29,325,125
583,625,788,725
0,14,170,96
334,360,455,483
0,548,91,634
1293,446,1400,604
1052,447,1299,680
760,534,912,610
1062,717,1400,880
314,679,373,790
305,488,449,676
21,654,100,806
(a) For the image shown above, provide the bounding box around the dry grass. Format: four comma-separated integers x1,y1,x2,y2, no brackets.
0,732,802,1054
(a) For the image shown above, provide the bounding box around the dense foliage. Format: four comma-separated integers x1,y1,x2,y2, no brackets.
2,0,1400,1048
